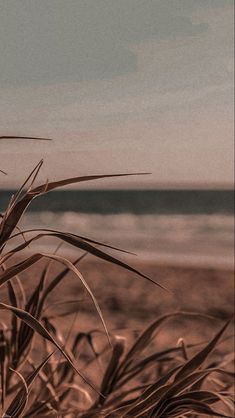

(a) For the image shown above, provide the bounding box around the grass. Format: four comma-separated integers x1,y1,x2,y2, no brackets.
0,160,234,417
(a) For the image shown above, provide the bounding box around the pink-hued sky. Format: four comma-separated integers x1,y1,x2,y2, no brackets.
0,0,234,189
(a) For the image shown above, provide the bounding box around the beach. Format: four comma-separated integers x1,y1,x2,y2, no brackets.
44,259,234,326
0,200,234,416
3,203,234,337
4,255,233,342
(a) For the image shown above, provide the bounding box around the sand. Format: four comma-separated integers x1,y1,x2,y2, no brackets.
5,255,232,344
2,253,234,350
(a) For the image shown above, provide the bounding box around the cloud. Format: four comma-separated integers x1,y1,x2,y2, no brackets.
0,0,207,86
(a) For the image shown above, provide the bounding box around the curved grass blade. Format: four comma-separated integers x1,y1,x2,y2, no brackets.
0,172,150,248
0,252,111,345
124,369,215,417
38,253,88,314
0,235,166,291
174,319,232,382
31,172,150,194
0,253,42,287
0,329,7,410
5,353,54,418
115,312,212,382
6,368,29,418
6,279,19,364
6,228,135,257
0,303,101,395
98,339,125,404
16,273,46,361
0,135,52,141
154,397,233,418
9,160,44,211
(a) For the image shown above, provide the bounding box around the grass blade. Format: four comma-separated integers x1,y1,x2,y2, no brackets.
0,303,101,395
0,135,52,141
174,319,232,382
0,252,111,346
0,172,150,249
5,353,54,418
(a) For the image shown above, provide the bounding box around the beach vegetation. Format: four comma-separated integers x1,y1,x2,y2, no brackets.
0,161,234,417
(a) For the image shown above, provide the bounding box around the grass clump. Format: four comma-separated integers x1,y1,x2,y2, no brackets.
0,161,234,417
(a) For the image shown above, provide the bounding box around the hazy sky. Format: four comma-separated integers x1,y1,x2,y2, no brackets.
0,0,234,189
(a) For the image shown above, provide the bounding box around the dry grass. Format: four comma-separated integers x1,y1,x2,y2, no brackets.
0,161,234,417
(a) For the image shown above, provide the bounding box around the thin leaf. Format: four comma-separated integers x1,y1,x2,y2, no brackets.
0,170,150,248
99,339,125,403
6,228,135,258
115,312,211,381
38,253,87,314
0,303,101,395
0,238,166,292
5,368,29,418
174,319,231,382
5,353,54,418
0,252,110,346
0,135,52,141
0,329,7,410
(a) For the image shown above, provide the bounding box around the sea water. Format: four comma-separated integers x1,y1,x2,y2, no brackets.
1,189,233,269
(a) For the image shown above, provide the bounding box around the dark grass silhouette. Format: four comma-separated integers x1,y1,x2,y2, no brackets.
0,161,234,417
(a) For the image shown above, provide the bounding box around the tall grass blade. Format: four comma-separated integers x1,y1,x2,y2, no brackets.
99,339,125,403
174,319,231,382
5,353,54,418
0,136,52,141
6,229,135,256
1,237,166,291
4,368,29,418
0,303,101,395
0,329,7,410
0,252,111,345
0,172,149,248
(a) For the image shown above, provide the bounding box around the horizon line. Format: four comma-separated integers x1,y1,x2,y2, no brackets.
0,183,234,191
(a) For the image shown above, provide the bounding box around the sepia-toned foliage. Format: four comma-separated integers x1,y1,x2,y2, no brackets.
0,160,234,417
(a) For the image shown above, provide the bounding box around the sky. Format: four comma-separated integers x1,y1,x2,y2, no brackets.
0,0,234,189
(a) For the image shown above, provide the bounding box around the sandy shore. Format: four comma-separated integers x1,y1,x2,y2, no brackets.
72,258,233,315
4,254,232,338
1,254,234,396
1,252,233,346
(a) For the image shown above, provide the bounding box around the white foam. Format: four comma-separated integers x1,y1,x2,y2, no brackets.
12,212,234,269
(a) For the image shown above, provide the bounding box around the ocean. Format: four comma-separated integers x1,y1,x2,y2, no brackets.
1,189,234,269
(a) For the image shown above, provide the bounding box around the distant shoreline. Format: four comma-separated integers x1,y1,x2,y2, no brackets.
0,189,234,214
